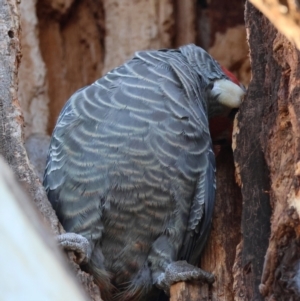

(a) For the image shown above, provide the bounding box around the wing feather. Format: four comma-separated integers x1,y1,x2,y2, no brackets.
178,146,216,264
44,45,218,270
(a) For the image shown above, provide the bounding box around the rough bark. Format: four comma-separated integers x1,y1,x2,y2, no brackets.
0,0,60,235
233,3,273,300
250,0,300,51
19,0,49,138
234,2,300,300
0,1,102,299
256,18,300,301
196,0,245,49
170,282,208,301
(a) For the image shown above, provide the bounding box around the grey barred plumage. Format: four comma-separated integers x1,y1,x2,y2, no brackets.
43,44,245,300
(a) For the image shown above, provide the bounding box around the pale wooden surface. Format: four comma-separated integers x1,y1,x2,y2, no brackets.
0,156,90,301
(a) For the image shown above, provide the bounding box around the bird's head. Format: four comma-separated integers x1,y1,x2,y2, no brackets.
208,67,246,112
178,44,246,110
207,67,246,148
178,44,246,146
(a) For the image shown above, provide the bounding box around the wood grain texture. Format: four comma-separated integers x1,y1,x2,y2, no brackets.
233,3,273,300
0,1,103,299
102,0,174,74
0,0,59,234
37,0,104,132
19,0,49,138
234,1,300,300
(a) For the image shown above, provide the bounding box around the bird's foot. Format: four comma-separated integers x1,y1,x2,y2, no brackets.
57,232,91,264
156,260,215,294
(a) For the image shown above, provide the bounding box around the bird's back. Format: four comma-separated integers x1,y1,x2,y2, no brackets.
44,46,218,299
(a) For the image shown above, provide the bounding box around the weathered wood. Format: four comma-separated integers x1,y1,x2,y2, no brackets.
244,6,300,300
0,156,90,301
102,0,174,73
250,0,300,50
174,0,196,47
19,0,49,138
233,3,273,300
37,0,104,132
170,282,208,301
0,0,59,233
0,1,102,299
233,1,300,300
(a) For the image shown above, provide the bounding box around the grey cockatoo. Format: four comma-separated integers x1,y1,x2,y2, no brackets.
43,44,245,300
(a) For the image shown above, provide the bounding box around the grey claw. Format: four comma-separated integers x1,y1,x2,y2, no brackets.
57,233,91,264
156,260,215,294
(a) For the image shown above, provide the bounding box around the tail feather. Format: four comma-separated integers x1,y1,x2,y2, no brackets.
86,261,115,301
81,244,116,300
112,280,149,301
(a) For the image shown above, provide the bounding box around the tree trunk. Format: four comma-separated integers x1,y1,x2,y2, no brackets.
0,0,102,299
235,2,300,300
0,0,58,233
233,3,273,299
8,0,300,300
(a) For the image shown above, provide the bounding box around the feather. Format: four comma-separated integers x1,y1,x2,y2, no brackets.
43,44,242,300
